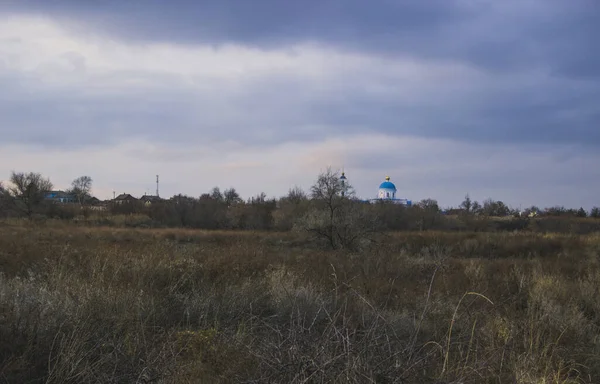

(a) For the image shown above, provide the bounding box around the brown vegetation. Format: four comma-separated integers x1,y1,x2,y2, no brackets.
1,222,599,383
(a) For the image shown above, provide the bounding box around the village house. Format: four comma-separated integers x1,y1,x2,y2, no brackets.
44,191,77,204
113,193,138,204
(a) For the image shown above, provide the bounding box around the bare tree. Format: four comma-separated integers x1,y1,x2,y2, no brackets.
69,176,93,205
224,188,242,206
310,167,355,212
481,198,510,217
8,171,53,218
273,187,310,231
284,186,307,204
418,198,440,212
296,167,378,250
210,187,224,202
460,194,472,213
248,192,268,204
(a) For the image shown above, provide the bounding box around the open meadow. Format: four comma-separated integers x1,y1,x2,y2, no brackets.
1,221,600,383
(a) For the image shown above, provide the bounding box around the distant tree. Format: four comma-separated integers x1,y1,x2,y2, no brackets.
481,199,510,217
418,198,440,213
460,194,472,213
310,167,355,211
471,201,482,214
68,175,93,205
591,207,600,218
232,193,277,230
8,171,53,218
224,188,242,206
285,186,307,204
273,187,310,231
564,208,579,217
576,207,587,218
415,198,441,230
296,167,377,250
248,192,267,204
544,206,568,217
167,194,198,227
210,187,224,202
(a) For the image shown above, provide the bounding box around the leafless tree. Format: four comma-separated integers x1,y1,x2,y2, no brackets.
296,167,378,250
460,194,472,213
69,176,93,205
310,167,355,212
210,187,224,202
284,186,307,204
224,188,242,206
481,198,510,217
418,198,440,212
8,171,53,218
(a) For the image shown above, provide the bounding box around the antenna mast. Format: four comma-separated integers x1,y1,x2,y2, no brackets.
156,175,159,197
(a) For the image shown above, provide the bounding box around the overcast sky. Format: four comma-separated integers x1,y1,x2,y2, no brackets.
1,0,598,209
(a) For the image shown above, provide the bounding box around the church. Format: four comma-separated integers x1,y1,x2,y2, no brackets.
341,172,412,206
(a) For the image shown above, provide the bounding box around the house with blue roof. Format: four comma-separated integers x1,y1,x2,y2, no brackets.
44,190,77,204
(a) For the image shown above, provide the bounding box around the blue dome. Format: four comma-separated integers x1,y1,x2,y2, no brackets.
379,181,397,190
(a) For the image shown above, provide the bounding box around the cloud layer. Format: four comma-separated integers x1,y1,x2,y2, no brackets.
0,2,599,208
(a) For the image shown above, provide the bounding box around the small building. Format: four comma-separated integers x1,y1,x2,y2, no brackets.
140,194,161,206
44,191,77,204
113,193,137,204
87,196,101,206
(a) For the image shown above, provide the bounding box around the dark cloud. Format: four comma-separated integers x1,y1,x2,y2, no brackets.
1,0,600,151
5,0,599,76
2,63,600,151
2,0,469,46
0,71,338,150
305,79,600,147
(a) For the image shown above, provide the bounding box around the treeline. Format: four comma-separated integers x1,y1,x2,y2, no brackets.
1,170,600,237
453,194,599,218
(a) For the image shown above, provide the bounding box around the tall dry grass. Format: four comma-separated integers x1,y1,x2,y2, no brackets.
0,223,599,383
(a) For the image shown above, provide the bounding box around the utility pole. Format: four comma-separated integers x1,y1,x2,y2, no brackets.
156,175,159,197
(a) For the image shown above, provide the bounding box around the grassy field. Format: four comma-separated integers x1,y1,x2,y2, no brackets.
1,222,599,383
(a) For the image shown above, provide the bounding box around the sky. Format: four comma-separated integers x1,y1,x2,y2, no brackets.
0,0,599,209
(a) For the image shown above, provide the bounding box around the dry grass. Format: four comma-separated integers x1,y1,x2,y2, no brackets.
0,222,599,383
